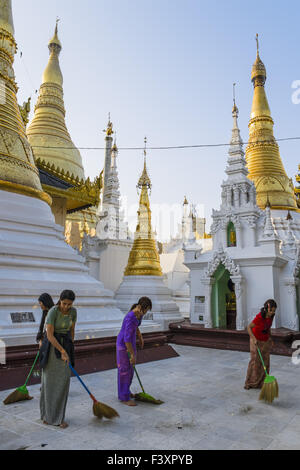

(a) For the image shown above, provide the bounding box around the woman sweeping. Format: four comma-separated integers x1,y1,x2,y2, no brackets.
244,299,277,390
116,297,152,406
39,290,77,428
36,293,55,348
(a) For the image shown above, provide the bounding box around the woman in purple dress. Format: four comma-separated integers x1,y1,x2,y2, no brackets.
116,297,152,406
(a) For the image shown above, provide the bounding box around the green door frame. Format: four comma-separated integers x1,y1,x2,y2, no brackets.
211,264,231,328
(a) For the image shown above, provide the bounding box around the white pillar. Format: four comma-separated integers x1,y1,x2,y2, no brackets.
283,278,299,330
232,275,245,330
203,277,214,328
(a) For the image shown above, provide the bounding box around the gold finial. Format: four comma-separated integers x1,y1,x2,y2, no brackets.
112,132,118,152
137,137,151,190
232,82,238,114
104,113,114,136
49,17,62,49
251,33,266,86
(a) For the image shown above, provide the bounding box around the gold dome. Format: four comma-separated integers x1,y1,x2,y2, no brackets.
27,23,85,181
0,0,50,205
245,36,298,211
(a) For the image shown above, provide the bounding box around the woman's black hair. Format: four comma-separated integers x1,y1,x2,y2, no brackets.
260,299,277,319
59,290,76,302
38,293,55,310
129,297,152,314
138,297,152,312
129,303,138,312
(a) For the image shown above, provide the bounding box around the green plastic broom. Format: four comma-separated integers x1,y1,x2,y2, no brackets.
3,351,40,405
257,346,279,404
128,352,163,405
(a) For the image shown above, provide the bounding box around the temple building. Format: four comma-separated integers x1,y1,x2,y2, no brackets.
114,142,184,329
27,22,100,248
185,42,300,332
0,0,124,346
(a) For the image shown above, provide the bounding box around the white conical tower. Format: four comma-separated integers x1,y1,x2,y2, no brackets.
211,89,262,250
96,131,128,240
0,3,124,346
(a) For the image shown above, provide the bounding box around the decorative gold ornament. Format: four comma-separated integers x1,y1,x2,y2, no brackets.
104,113,114,137
35,156,102,212
19,97,31,127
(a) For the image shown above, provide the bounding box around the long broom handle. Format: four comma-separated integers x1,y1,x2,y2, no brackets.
127,352,145,394
256,346,269,377
24,351,40,387
68,363,97,402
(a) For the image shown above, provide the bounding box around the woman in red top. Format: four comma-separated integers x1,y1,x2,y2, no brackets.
244,299,277,390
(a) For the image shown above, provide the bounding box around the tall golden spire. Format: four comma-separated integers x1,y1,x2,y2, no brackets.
0,0,50,203
27,21,85,181
245,34,297,211
124,138,162,276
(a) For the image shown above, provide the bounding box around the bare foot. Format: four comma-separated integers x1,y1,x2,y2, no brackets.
122,400,137,407
60,422,69,429
43,420,49,425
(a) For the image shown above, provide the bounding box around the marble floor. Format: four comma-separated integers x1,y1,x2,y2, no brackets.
0,344,300,450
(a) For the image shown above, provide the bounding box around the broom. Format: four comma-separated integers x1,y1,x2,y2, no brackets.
128,352,164,405
68,363,119,419
3,351,40,405
257,346,279,404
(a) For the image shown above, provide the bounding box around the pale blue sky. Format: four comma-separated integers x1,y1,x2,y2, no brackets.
12,0,300,239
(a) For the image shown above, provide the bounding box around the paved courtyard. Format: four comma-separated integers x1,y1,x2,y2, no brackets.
0,344,300,450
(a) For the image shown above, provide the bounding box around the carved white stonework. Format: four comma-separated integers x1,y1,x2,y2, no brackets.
246,215,258,229
260,206,279,240
292,245,300,278
205,247,240,278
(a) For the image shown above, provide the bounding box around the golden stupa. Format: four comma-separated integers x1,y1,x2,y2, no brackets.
25,21,101,241
0,0,50,204
27,21,85,181
245,35,297,211
124,142,162,276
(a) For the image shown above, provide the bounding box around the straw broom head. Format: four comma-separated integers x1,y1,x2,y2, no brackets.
3,390,33,405
92,401,119,419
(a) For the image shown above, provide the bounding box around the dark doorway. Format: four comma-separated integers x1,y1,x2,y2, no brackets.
226,279,236,329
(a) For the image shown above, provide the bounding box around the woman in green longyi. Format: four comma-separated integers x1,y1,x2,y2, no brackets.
39,290,77,429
